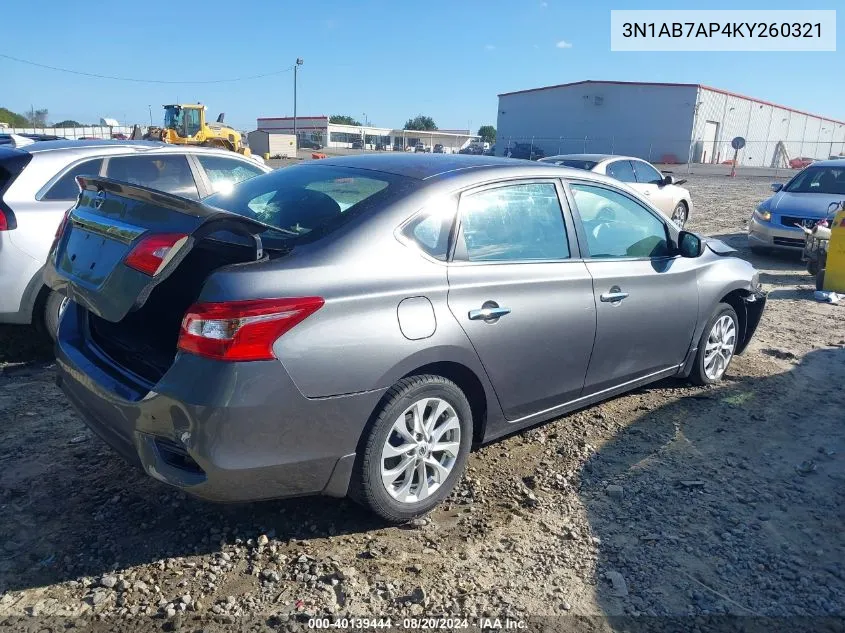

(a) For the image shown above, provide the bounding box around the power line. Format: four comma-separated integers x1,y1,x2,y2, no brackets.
0,53,295,84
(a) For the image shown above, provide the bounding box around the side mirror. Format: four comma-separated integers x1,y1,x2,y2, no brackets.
678,231,703,258
771,183,783,192
663,174,675,186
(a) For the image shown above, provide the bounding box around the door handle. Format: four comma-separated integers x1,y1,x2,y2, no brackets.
468,306,511,321
600,291,629,303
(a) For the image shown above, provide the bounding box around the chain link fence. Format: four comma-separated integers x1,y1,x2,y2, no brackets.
499,135,845,177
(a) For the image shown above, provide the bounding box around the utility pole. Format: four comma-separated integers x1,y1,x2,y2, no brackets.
148,105,153,126
293,58,304,142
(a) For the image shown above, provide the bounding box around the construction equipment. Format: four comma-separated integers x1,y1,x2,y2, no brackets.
146,104,251,156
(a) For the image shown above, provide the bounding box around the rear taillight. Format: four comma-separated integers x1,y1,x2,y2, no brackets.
0,208,9,231
177,297,324,361
124,233,188,276
51,207,73,247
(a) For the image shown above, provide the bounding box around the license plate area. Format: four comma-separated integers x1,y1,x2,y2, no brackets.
59,227,129,290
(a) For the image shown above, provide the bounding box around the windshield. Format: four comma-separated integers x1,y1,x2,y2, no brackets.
206,164,418,243
784,166,845,194
163,106,183,130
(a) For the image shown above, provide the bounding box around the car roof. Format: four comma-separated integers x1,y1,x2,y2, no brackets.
19,139,165,153
808,158,845,167
313,153,558,180
13,139,263,163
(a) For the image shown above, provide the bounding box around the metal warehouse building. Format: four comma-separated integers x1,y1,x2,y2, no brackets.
496,80,845,167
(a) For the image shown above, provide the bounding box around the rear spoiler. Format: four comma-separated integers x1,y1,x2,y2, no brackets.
9,134,35,148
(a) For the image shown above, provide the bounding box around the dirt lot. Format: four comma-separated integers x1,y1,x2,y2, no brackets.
1,173,843,631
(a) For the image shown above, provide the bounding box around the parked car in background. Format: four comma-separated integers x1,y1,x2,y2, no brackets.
0,139,270,339
539,153,694,228
298,138,323,150
748,160,845,253
789,157,815,170
505,143,545,161
433,144,445,153
351,140,364,150
414,143,430,153
375,142,390,151
45,154,765,522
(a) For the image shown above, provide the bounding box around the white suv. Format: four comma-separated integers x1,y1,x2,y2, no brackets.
0,139,270,338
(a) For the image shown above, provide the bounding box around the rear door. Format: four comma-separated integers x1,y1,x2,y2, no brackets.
44,176,269,323
566,181,699,394
446,180,596,421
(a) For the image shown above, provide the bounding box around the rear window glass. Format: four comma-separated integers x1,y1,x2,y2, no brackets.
107,155,199,199
41,158,103,201
207,164,417,242
543,159,597,170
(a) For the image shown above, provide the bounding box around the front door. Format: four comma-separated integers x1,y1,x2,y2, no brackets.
630,160,674,216
566,181,699,394
446,180,596,421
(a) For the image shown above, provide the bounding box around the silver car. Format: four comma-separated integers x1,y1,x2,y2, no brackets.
748,159,845,252
538,154,694,228
0,139,270,338
45,154,765,522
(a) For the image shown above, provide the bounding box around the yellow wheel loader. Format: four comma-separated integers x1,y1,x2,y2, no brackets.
147,104,251,156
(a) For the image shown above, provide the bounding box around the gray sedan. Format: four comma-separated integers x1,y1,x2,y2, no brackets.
749,159,845,252
45,155,766,522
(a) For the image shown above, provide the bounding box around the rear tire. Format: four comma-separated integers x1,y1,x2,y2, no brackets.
816,268,826,291
40,290,67,342
350,375,472,523
690,303,739,386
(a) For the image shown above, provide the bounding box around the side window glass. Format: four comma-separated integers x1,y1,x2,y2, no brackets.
633,161,664,185
196,155,264,195
401,196,458,261
42,159,103,200
606,160,636,183
570,184,670,258
106,155,199,199
459,183,569,262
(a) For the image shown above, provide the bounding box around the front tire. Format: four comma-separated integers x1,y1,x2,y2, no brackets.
671,201,689,229
690,303,739,386
350,375,472,523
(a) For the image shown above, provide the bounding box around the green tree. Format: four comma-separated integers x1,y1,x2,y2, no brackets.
477,125,496,144
0,107,30,127
404,115,437,131
54,120,82,128
329,114,362,126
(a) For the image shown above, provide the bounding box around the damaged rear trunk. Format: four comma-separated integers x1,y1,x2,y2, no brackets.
44,176,284,384
87,239,265,383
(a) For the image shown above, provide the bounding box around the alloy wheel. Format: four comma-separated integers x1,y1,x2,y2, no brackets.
703,314,737,380
380,397,461,504
672,203,687,229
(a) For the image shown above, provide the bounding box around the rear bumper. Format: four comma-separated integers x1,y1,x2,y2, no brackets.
55,305,384,502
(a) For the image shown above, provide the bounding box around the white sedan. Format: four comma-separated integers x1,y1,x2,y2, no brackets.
539,153,693,228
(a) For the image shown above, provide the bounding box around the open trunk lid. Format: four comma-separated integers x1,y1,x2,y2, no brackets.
44,176,271,323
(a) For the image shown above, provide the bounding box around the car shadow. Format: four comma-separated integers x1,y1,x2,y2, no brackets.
0,324,52,367
580,346,845,618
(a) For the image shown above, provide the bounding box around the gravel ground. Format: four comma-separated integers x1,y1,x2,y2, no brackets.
0,173,843,631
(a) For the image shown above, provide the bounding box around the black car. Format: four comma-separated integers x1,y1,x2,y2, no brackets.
298,138,323,150
351,140,364,150
506,143,545,160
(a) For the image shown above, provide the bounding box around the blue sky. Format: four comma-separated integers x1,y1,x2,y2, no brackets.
1,0,842,131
